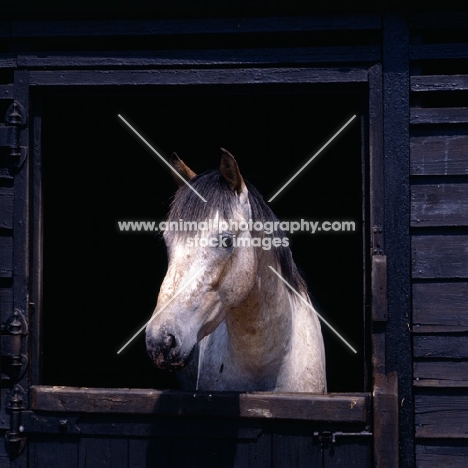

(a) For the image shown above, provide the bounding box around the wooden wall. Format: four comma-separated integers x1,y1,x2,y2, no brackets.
409,12,468,468
1,7,468,468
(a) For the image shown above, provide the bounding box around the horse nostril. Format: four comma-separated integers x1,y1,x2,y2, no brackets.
164,333,177,349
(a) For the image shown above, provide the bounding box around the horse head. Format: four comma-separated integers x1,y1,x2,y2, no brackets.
145,149,258,371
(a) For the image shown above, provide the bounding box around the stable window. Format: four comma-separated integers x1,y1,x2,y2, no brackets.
27,66,383,467
38,87,365,392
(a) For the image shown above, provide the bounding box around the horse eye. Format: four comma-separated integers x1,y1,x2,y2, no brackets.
219,234,233,249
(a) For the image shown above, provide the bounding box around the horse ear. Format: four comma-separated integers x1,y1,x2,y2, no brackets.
219,148,248,203
170,152,197,187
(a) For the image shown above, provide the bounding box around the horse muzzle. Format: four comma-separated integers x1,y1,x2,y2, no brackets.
146,329,191,370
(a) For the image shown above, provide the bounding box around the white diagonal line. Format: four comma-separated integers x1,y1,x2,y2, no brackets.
118,114,207,202
268,266,357,354
117,267,204,354
268,114,357,202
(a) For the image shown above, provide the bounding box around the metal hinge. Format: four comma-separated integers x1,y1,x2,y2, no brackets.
5,385,27,458
0,100,28,178
1,309,29,382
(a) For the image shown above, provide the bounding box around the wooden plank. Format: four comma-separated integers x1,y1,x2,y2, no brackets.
324,441,372,468
411,75,468,92
30,410,261,437
411,183,468,227
169,436,239,468
0,236,13,278
29,68,369,87
23,412,263,439
409,43,468,60
131,437,170,468
413,282,468,330
0,186,14,230
11,15,382,38
30,386,370,422
411,108,468,125
409,11,468,29
18,45,380,68
79,438,128,468
410,43,468,61
412,235,468,279
246,430,272,468
414,361,468,387
271,421,321,467
416,440,468,468
414,335,468,358
0,58,16,69
415,391,468,438
371,255,387,321
373,372,399,468
29,435,79,468
410,135,468,176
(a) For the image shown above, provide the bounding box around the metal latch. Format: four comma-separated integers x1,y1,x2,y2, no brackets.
313,429,373,447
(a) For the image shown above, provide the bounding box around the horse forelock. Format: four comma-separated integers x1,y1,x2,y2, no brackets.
165,169,308,295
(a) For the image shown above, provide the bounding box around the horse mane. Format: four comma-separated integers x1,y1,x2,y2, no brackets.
165,169,308,294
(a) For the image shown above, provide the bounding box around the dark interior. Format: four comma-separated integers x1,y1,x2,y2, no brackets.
40,86,366,392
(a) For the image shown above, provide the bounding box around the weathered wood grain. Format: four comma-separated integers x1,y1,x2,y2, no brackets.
29,68,368,87
30,386,370,423
415,391,468,438
412,235,468,279
410,135,468,175
416,440,468,468
414,361,468,387
411,75,468,92
411,183,468,227
411,108,468,125
412,282,468,329
414,335,468,358
18,46,380,69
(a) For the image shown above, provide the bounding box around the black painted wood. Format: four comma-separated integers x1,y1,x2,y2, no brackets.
412,235,468,279
412,282,468,331
414,335,468,358
411,75,468,92
18,46,380,68
411,108,468,125
411,183,468,227
382,12,413,468
414,361,468,387
0,187,13,230
415,390,468,438
29,68,368,87
9,15,382,39
410,135,468,176
28,436,79,468
416,440,468,468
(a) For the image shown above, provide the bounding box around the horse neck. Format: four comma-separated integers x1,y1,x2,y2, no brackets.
224,250,294,368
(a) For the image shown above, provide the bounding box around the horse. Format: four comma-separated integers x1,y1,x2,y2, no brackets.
145,149,327,393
